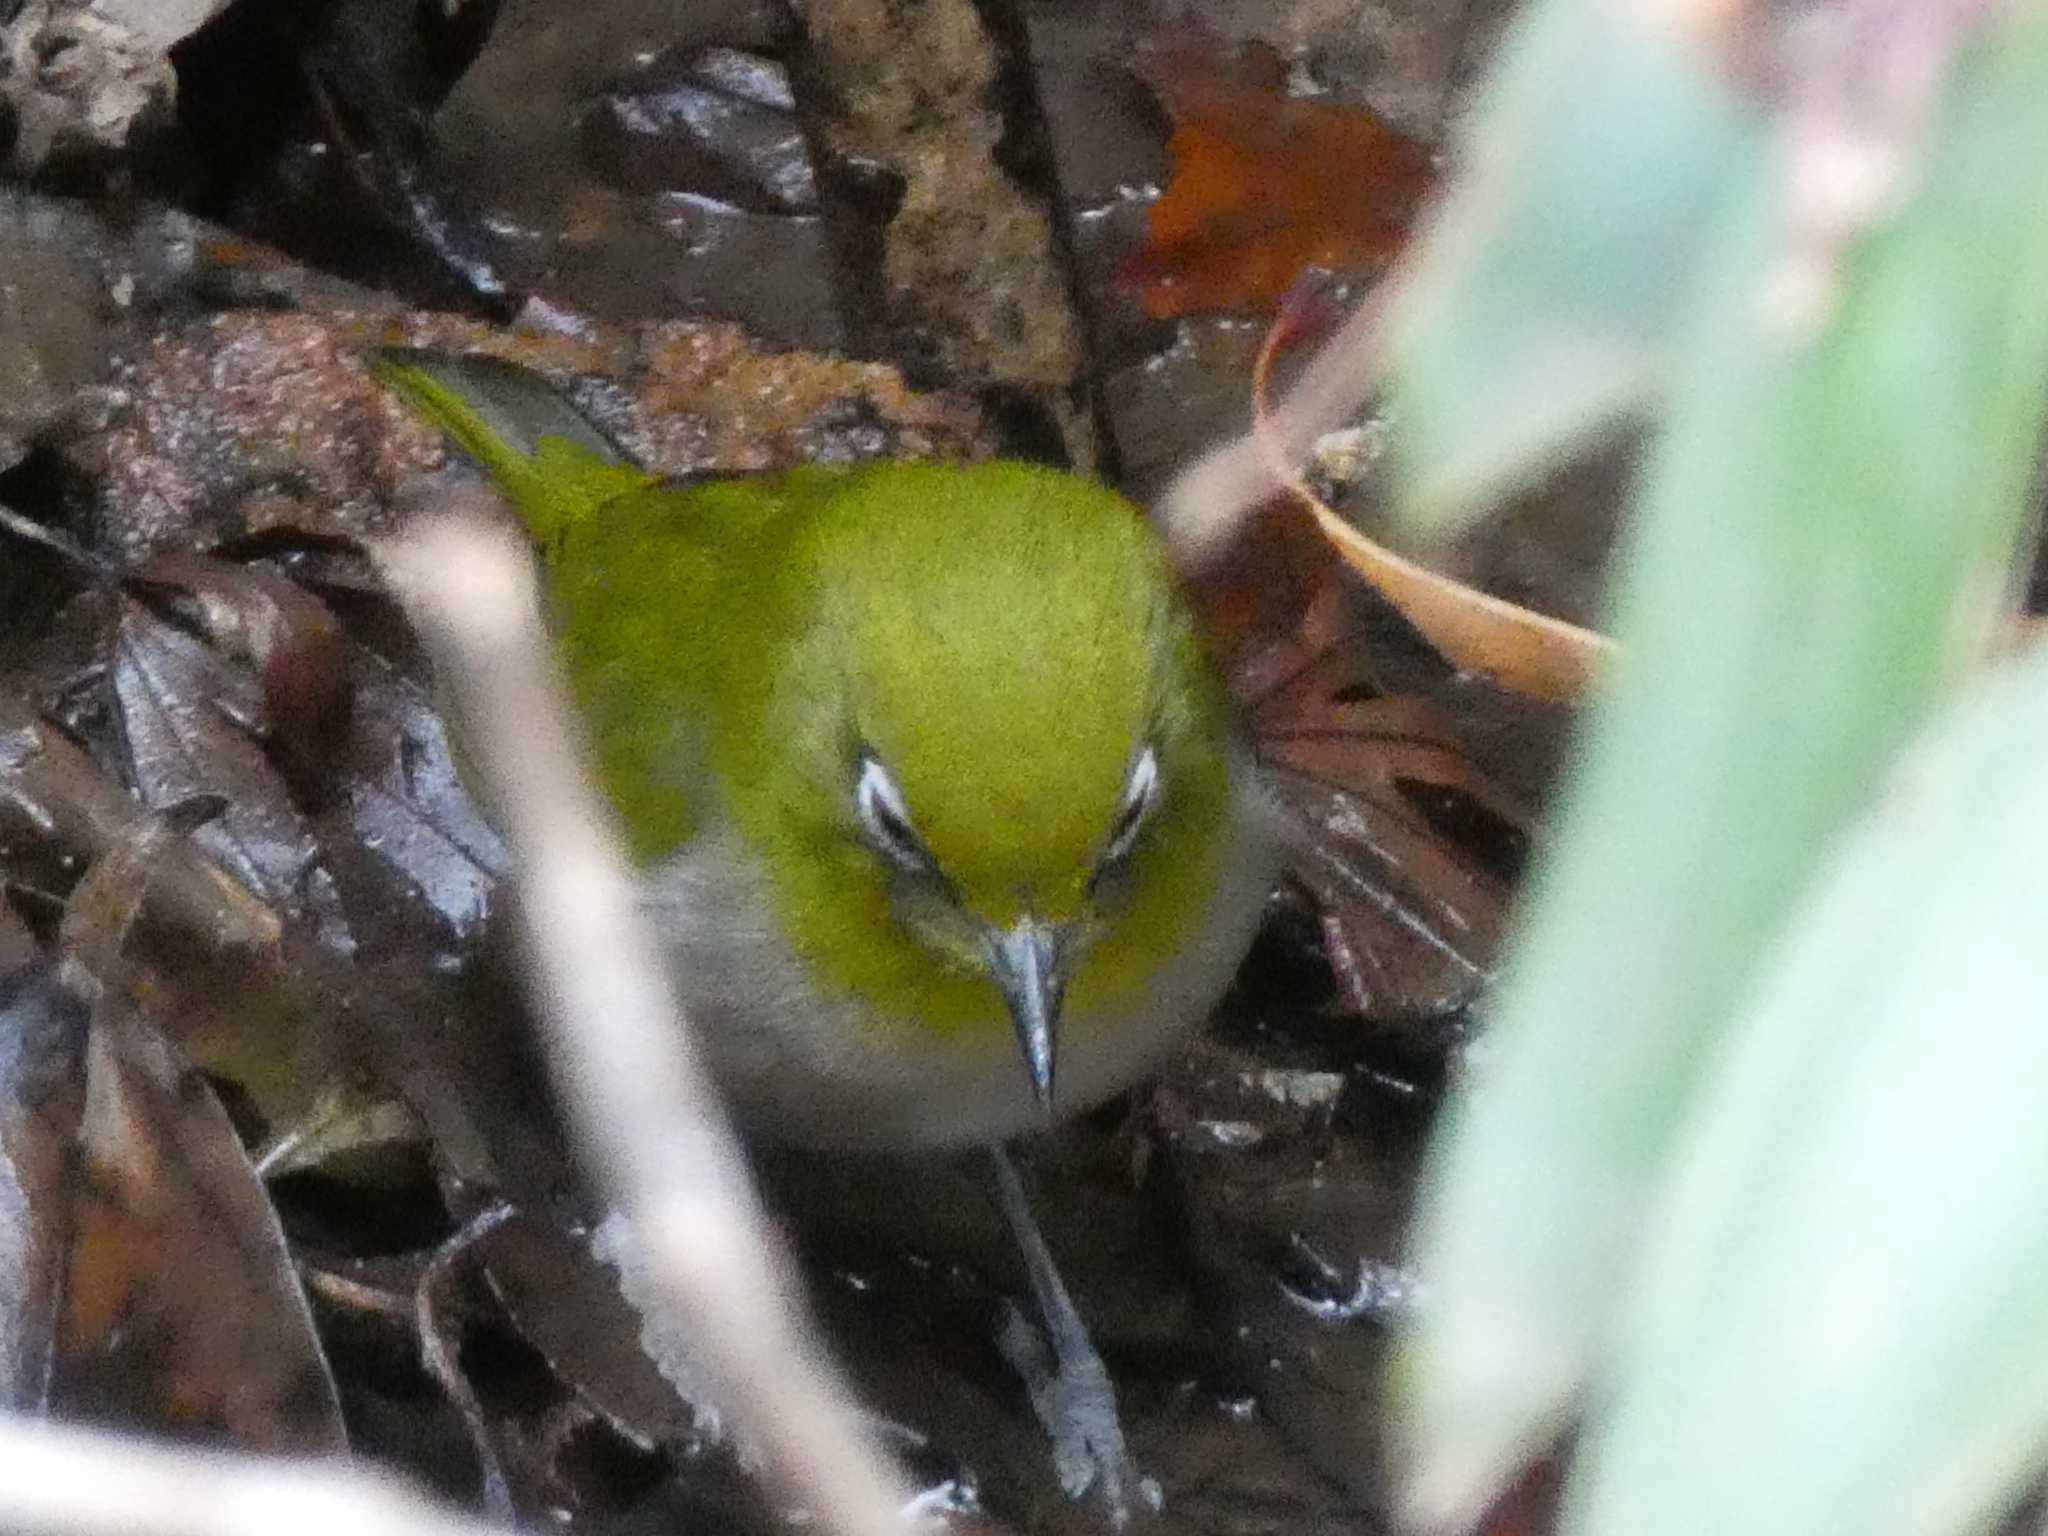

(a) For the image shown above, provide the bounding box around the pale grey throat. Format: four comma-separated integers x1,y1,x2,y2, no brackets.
637,746,1283,1151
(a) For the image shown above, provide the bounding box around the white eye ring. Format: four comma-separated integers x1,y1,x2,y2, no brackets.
855,754,930,869
1104,744,1160,864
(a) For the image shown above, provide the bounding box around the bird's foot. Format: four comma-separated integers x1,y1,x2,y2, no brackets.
997,1300,1162,1527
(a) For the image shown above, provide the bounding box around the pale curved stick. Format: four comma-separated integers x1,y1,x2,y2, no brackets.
0,1415,502,1536
375,500,912,1536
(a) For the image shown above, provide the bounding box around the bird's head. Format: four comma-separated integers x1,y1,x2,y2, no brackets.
717,460,1246,1113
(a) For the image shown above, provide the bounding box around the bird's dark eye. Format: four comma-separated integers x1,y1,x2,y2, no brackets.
855,754,932,870
1103,744,1160,865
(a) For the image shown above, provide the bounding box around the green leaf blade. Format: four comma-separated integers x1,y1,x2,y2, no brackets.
1395,11,2048,1525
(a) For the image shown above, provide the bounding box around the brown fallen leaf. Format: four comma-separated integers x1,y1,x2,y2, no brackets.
7,679,505,1228
126,553,354,803
1191,510,1525,1024
7,690,358,1140
50,991,346,1452
110,599,352,950
1306,506,1611,704
1249,584,1524,1023
315,637,506,943
479,1210,707,1454
0,689,284,967
1116,28,1433,319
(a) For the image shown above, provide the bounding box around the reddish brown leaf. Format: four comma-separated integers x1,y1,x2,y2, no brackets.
1117,29,1432,319
1183,495,1347,670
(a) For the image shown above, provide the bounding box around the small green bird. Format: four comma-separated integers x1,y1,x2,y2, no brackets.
377,352,1280,1152
380,352,1284,1518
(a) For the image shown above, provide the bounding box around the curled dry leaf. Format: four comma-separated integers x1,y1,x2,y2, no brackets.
1117,28,1433,319
1301,510,1611,704
1252,300,1614,704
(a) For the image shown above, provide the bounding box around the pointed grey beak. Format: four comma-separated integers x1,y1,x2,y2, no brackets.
987,918,1065,1113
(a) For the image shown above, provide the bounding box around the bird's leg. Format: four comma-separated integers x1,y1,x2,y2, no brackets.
989,1144,1161,1527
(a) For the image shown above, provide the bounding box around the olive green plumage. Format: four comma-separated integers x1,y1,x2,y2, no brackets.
378,351,1277,1148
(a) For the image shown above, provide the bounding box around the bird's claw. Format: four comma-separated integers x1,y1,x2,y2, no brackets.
998,1301,1162,1527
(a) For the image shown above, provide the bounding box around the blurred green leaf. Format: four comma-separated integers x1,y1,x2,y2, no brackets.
1394,7,2048,1526
1386,0,1763,526
1575,633,2048,1536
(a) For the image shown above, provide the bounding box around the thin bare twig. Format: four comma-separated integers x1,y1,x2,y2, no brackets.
373,502,912,1536
417,1202,521,1522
